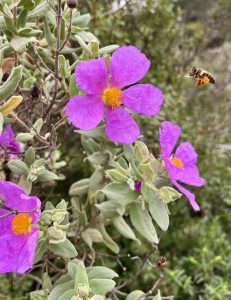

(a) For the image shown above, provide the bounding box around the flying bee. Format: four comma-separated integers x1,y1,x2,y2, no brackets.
187,66,216,87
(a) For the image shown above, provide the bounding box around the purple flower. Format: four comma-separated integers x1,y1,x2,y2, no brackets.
66,46,163,144
159,121,206,211
134,180,142,192
0,125,22,160
0,181,41,274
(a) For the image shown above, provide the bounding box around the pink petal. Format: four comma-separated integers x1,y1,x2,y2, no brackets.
110,46,150,89
172,180,200,211
66,95,104,130
17,229,39,274
175,142,198,165
105,107,140,144
173,142,206,187
0,230,39,274
122,84,163,116
160,121,181,158
75,58,108,94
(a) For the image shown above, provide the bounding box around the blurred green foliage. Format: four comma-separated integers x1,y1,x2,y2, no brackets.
77,0,231,299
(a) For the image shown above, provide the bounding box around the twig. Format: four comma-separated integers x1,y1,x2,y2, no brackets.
114,247,157,291
44,0,62,117
8,112,49,146
59,9,73,52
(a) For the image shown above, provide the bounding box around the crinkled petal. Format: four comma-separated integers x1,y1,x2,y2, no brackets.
175,165,206,187
0,181,41,223
172,180,200,211
110,46,151,88
173,142,206,186
17,229,39,274
66,95,104,130
175,142,198,165
0,125,15,146
0,229,38,274
122,84,163,116
75,58,108,94
160,121,181,158
105,107,140,144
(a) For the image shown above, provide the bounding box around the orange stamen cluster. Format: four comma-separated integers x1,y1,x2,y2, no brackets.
102,87,122,109
170,157,184,169
12,213,32,235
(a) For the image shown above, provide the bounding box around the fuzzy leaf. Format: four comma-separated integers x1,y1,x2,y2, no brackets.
48,239,77,259
112,215,139,242
0,65,23,102
74,261,89,288
100,182,138,206
89,279,116,296
0,95,23,116
142,185,169,231
38,170,58,182
16,132,34,142
7,160,29,176
87,267,118,281
129,203,159,244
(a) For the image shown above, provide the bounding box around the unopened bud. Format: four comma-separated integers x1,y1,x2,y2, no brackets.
52,209,67,223
67,0,77,9
40,210,53,225
78,285,90,298
134,141,149,163
47,226,66,242
159,186,181,203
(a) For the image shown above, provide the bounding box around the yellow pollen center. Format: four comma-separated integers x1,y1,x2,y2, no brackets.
12,213,32,235
171,157,184,169
102,87,122,109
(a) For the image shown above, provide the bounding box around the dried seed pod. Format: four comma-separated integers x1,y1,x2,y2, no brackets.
67,0,77,9
156,256,167,268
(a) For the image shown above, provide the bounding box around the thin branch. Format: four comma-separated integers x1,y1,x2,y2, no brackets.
44,0,62,117
59,9,73,52
8,112,49,146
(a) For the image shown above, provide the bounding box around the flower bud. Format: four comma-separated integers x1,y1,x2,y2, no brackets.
159,186,181,203
52,209,68,224
134,141,149,163
47,226,66,242
40,210,53,225
67,0,77,9
78,285,90,298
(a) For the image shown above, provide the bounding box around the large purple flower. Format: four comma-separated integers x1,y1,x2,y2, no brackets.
66,46,163,144
0,181,41,274
0,125,21,160
159,121,206,211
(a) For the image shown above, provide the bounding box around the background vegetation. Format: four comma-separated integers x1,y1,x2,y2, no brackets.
0,0,230,299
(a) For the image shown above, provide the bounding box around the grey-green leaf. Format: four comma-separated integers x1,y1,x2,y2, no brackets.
48,239,77,259
7,160,29,176
100,182,138,206
74,261,89,288
0,65,23,102
112,215,139,242
129,203,159,244
89,279,116,296
142,185,169,231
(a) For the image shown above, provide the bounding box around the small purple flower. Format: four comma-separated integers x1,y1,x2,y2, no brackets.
66,46,163,144
0,125,22,160
134,180,142,192
0,181,41,274
159,121,206,211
